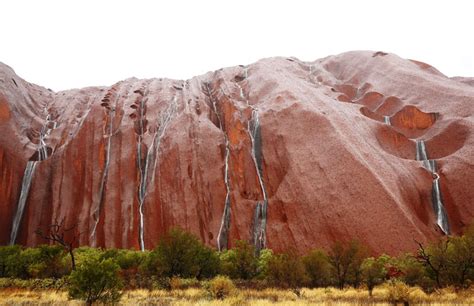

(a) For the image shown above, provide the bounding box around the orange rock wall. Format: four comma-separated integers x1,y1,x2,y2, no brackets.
1,51,473,255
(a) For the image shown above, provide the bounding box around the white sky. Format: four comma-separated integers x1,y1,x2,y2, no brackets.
1,0,473,91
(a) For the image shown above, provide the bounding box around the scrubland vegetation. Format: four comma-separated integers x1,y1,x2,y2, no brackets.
1,226,474,304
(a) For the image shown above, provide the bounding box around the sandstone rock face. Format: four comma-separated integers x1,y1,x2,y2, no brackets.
1,51,473,255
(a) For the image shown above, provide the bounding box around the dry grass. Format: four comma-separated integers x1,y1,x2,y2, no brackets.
1,286,474,305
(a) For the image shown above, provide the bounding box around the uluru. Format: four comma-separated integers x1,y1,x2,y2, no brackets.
1,50,473,255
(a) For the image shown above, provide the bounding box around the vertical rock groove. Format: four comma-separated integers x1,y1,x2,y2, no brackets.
415,139,450,234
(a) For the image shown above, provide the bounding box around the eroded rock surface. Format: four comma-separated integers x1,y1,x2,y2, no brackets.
1,51,473,255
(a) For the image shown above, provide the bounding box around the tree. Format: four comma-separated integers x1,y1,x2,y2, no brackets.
328,240,368,288
415,238,450,288
265,251,308,295
35,218,81,270
68,256,123,305
302,249,331,287
392,253,433,290
361,257,386,296
446,226,474,288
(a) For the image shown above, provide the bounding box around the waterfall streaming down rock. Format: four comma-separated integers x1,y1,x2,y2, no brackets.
216,138,232,251
248,110,268,252
415,139,428,161
384,116,391,125
137,95,177,251
237,68,269,252
9,161,37,245
10,113,56,245
415,139,450,235
433,173,450,234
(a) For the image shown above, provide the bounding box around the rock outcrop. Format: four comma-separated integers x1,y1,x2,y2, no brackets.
1,51,473,255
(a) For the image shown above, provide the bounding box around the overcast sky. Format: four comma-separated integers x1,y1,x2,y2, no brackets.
1,0,473,91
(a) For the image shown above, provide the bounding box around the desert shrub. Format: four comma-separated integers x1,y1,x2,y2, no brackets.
29,245,69,278
102,248,149,289
205,275,236,299
73,247,103,267
68,256,123,305
220,240,258,280
1,245,68,279
169,276,183,290
0,277,66,289
385,280,411,305
256,248,273,279
265,251,308,291
302,249,331,287
328,240,368,288
168,276,200,290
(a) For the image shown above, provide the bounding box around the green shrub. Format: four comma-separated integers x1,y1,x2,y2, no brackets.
0,245,21,277
0,245,68,279
73,247,103,268
220,240,258,280
68,256,123,305
256,248,273,279
205,275,236,299
146,227,219,279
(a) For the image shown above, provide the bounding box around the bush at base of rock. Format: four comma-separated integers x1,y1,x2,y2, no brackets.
205,275,236,300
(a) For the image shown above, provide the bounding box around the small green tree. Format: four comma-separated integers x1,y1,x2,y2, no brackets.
361,257,386,296
68,256,123,305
